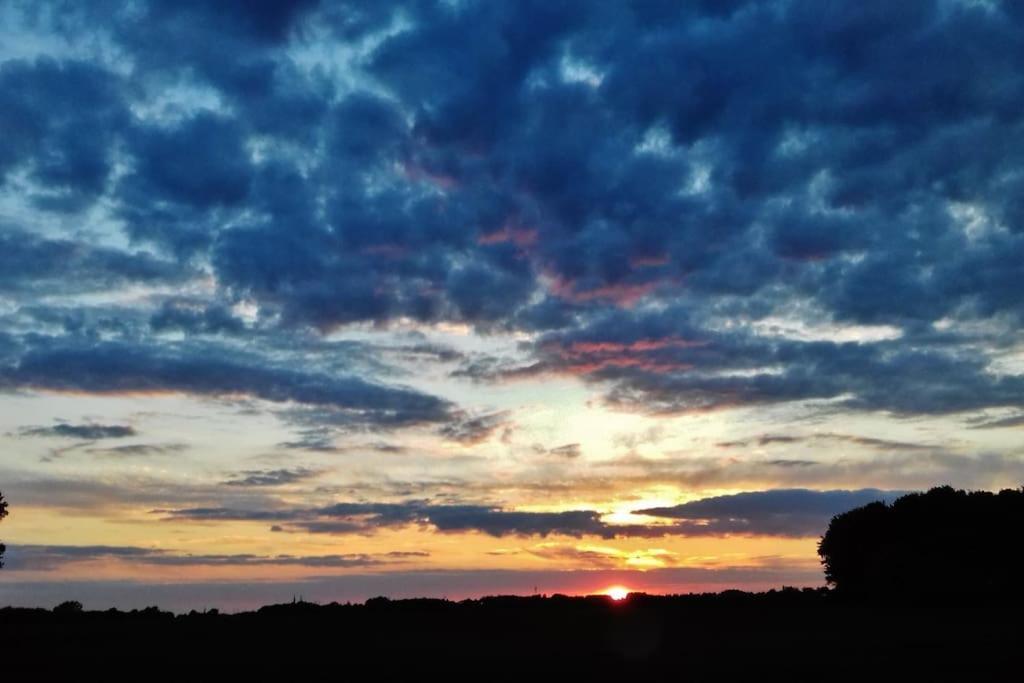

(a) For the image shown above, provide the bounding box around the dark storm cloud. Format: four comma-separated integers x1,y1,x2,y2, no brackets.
0,340,454,428
19,422,137,440
1,0,1023,421
636,489,904,537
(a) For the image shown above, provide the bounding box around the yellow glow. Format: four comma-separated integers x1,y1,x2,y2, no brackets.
604,586,630,601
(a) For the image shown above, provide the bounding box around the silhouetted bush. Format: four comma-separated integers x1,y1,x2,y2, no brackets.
0,490,7,568
818,485,1024,601
54,600,83,614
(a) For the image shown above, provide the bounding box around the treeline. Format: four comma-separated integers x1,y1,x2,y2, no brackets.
819,485,1024,601
2,588,1021,680
3,484,1024,678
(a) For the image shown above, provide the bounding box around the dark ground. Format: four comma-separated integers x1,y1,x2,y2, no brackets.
2,589,1021,681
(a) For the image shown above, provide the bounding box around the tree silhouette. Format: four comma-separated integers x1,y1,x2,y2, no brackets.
818,485,1024,600
54,600,83,614
0,490,7,568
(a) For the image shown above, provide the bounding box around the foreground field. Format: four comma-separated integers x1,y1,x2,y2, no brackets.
2,590,1020,681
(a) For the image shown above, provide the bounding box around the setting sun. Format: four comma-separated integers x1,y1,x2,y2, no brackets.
604,586,630,601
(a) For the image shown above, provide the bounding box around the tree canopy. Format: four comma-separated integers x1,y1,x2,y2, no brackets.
818,485,1024,600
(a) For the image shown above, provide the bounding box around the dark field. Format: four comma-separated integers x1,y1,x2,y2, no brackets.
3,590,1021,681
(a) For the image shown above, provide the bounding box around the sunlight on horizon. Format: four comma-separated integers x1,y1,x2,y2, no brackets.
603,586,631,601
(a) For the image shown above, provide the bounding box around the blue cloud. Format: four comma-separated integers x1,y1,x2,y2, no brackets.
0,229,186,293
0,340,454,428
0,0,1022,421
636,488,905,537
0,58,128,210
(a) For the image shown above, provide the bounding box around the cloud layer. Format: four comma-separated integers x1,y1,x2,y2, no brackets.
0,0,1022,421
157,488,903,540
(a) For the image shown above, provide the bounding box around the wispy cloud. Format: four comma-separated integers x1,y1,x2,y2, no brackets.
3,544,428,571
17,422,137,440
222,468,322,487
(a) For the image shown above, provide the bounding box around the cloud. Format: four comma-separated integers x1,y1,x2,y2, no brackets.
222,468,321,487
512,308,1024,416
117,113,254,254
18,422,137,440
0,340,455,429
2,544,424,571
385,342,466,364
276,428,343,453
161,489,906,540
85,443,189,457
0,0,1021,424
636,489,905,537
0,58,129,210
423,506,608,538
525,543,678,570
967,412,1024,430
469,449,1024,501
764,460,820,468
438,411,511,445
524,545,628,570
0,229,186,294
0,468,294,515
149,300,246,336
716,433,933,451
162,501,617,538
546,444,583,459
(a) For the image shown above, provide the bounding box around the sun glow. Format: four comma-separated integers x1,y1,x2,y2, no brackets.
604,586,630,601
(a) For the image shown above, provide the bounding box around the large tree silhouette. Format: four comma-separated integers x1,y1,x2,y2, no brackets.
0,490,7,568
818,485,1024,600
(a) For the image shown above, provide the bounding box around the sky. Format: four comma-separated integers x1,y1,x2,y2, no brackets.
1,0,1023,612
